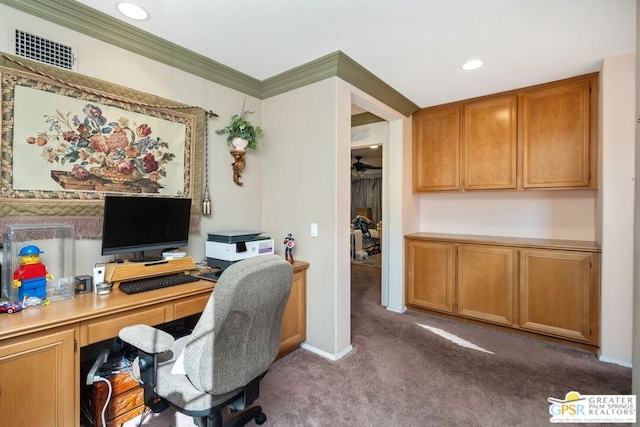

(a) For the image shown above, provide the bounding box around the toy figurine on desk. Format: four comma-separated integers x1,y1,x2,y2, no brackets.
12,245,53,300
284,233,295,264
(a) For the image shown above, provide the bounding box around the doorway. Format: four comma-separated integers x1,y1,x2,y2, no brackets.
350,115,386,301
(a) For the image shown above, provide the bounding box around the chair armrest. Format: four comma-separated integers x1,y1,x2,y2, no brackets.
119,324,175,354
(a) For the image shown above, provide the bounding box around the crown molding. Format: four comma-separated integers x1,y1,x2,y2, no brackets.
0,0,262,97
336,52,419,116
0,0,419,116
262,52,419,116
261,52,340,99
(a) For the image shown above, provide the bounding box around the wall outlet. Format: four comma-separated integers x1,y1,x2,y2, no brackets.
93,266,105,284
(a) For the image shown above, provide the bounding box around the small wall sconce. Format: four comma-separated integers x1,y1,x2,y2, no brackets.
230,149,246,186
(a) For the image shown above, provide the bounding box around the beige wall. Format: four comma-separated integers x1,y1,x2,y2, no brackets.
261,78,349,356
0,5,263,278
261,78,413,357
598,52,636,365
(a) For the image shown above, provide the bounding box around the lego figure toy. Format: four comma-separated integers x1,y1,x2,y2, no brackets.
13,245,53,300
284,233,295,264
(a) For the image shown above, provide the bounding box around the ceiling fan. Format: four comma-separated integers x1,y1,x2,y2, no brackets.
352,156,382,172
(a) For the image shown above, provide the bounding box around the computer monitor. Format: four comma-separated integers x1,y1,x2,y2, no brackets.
101,195,191,262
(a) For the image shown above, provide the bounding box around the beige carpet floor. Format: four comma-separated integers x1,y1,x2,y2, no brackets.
122,264,631,427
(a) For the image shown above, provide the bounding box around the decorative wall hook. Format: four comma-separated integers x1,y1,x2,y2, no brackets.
230,150,246,186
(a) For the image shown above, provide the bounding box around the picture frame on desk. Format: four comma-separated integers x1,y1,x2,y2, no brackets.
0,54,206,240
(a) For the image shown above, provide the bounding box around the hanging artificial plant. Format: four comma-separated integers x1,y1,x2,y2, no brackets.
215,101,262,151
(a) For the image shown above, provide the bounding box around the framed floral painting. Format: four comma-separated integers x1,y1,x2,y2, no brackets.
0,55,205,239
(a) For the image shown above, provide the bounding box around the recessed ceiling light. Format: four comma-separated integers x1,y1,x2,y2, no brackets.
462,59,484,71
116,2,149,21
369,145,379,149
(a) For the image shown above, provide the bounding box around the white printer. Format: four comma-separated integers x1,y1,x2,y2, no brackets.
206,230,275,269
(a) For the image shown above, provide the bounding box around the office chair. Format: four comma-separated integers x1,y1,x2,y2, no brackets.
118,254,293,427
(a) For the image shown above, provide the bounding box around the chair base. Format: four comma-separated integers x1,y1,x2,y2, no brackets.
194,405,266,427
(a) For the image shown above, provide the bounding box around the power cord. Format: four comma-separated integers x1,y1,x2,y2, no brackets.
93,376,112,427
122,352,140,384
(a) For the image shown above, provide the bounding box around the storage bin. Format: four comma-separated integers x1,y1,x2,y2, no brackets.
2,224,76,303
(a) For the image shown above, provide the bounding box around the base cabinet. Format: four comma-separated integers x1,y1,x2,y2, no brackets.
457,244,515,326
278,262,309,357
406,240,454,313
519,249,596,342
405,233,600,346
0,326,77,426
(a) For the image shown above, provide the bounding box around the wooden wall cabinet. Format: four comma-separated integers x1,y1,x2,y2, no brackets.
405,233,600,347
412,73,598,192
412,105,461,192
463,96,518,190
522,79,593,188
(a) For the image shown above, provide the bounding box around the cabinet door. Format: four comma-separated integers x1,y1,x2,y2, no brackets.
405,240,454,313
463,96,517,189
0,326,77,426
457,245,515,325
278,268,307,357
413,106,461,192
519,249,593,342
522,79,592,188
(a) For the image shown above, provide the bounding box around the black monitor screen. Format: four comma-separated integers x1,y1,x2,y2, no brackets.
101,195,191,261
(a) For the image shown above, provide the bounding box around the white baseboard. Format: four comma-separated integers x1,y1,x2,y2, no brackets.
598,355,632,368
386,305,406,314
300,342,353,361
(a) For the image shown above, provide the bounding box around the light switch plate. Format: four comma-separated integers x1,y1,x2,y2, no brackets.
310,223,318,237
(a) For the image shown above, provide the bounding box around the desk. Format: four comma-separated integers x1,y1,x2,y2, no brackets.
0,261,308,427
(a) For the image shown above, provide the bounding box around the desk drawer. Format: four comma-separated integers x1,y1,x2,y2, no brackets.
80,306,166,346
174,295,210,319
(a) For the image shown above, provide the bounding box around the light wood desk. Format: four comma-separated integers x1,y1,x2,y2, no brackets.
0,260,308,427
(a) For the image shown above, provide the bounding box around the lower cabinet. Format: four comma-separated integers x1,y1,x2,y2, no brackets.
405,234,600,346
519,249,596,342
0,326,77,426
278,261,309,358
406,240,454,313
457,244,516,326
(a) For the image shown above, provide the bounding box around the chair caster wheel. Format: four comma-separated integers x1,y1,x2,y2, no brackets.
255,412,267,425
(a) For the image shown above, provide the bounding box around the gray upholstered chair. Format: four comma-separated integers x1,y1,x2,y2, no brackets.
118,255,293,427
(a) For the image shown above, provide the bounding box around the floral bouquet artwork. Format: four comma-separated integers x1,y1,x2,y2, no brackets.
24,103,178,193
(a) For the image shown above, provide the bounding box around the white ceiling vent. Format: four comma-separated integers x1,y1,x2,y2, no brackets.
13,28,75,70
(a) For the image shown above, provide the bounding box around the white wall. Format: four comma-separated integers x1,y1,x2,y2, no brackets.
0,5,263,276
598,52,636,365
420,191,596,240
